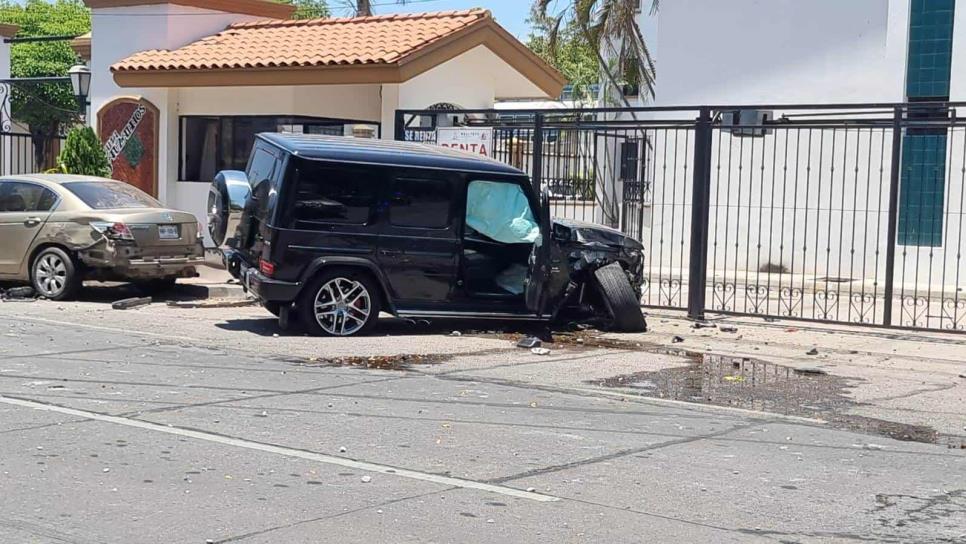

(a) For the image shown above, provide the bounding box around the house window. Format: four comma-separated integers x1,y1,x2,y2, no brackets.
899,0,955,247
178,115,379,181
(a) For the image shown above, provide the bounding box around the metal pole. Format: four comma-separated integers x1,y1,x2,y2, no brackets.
882,105,903,326
686,107,714,320
532,113,545,194
393,110,405,141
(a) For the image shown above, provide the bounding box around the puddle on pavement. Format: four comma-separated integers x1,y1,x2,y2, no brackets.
588,350,956,447
282,353,447,371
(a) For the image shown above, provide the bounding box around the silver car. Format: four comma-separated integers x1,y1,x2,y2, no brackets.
0,174,204,300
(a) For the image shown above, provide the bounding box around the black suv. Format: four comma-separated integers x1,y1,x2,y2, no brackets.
208,133,646,336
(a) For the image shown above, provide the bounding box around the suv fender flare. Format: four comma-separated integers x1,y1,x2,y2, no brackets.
298,257,397,314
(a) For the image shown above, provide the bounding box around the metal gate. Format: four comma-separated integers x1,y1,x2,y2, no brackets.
395,103,966,332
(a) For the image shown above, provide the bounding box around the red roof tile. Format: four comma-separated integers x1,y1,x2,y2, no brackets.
112,9,492,71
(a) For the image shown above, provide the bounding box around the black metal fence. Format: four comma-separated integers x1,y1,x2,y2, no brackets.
0,132,63,175
395,103,966,332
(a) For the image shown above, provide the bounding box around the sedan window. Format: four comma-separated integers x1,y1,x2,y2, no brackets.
0,182,57,213
63,181,159,210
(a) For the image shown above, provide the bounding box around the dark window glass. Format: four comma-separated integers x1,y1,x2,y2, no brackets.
246,146,281,223
63,182,158,210
0,182,57,212
179,116,379,181
389,175,454,228
287,159,377,228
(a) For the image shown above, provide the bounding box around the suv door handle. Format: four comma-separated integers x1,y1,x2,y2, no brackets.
380,249,402,256
23,217,42,227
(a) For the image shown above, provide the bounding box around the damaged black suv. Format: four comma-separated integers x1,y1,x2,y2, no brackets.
208,133,646,336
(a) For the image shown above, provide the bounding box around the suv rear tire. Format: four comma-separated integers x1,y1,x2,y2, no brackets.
591,262,647,333
298,269,381,337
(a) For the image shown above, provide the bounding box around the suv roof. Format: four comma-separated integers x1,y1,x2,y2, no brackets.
257,133,525,176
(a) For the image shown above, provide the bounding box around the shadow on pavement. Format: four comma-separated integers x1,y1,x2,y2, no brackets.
215,313,551,339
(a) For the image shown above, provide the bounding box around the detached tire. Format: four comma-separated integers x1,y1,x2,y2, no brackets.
591,262,647,332
298,269,381,337
31,247,81,301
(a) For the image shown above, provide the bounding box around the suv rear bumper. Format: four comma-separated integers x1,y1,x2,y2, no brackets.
223,249,300,303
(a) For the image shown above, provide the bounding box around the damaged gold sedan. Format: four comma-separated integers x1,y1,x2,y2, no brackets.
0,175,204,300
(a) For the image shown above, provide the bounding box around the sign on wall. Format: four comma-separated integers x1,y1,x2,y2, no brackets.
97,97,159,197
436,127,493,157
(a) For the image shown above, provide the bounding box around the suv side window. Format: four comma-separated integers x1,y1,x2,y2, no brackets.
287,158,377,228
0,182,57,213
389,174,455,229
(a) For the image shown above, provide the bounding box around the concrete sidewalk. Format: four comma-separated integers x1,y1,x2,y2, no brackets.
610,310,966,443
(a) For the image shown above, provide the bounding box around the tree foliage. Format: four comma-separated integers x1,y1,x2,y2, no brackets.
57,125,110,176
527,15,598,102
532,0,659,102
278,0,330,19
0,0,89,132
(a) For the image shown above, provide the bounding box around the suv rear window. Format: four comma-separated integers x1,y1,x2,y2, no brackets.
286,158,377,228
63,182,159,209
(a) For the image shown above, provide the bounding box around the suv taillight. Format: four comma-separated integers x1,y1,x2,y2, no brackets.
259,258,275,277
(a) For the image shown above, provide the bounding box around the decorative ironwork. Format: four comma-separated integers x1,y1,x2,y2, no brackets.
0,83,11,132
743,284,770,314
711,281,736,312
778,287,804,318
849,292,877,324
900,296,930,328
941,298,965,330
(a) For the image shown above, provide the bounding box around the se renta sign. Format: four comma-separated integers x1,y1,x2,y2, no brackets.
436,127,493,157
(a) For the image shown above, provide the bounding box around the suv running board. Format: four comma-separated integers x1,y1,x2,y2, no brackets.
397,310,550,321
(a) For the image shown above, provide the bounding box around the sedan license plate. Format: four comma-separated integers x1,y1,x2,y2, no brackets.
158,225,180,239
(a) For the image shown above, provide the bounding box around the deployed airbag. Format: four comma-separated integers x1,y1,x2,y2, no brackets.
466,180,540,244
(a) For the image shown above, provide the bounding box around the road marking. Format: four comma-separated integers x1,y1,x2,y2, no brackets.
0,395,559,503
5,315,198,343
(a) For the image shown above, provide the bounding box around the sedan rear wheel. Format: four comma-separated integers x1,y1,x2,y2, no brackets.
31,247,81,301
298,271,380,337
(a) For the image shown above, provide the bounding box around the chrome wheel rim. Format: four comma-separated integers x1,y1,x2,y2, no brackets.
35,253,68,297
314,277,371,336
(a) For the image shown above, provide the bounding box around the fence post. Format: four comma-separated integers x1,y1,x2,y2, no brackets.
686,107,713,321
882,106,903,327
393,110,405,141
531,113,545,194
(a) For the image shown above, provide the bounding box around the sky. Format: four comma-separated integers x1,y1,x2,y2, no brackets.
340,0,535,39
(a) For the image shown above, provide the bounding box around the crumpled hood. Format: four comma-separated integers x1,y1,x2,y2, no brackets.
552,218,643,250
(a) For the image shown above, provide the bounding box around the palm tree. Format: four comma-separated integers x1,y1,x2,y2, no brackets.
533,0,659,105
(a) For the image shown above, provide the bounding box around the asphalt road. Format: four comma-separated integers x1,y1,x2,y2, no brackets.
0,299,964,543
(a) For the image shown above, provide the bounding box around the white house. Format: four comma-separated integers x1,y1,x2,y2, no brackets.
77,0,564,244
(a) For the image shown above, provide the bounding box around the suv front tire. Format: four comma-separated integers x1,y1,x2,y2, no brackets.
298,269,381,337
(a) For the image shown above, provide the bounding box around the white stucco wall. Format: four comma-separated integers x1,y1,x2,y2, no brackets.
398,45,545,109
89,3,267,211
636,0,909,107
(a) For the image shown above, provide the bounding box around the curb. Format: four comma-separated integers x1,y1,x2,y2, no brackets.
172,283,247,301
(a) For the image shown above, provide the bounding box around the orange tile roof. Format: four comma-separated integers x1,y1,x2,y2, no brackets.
113,9,493,71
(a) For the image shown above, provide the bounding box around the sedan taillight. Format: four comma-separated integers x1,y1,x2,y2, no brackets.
91,221,135,241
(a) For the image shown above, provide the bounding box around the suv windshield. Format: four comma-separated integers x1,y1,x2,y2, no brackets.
64,181,159,210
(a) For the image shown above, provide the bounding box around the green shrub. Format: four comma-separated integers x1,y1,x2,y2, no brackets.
57,125,110,177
